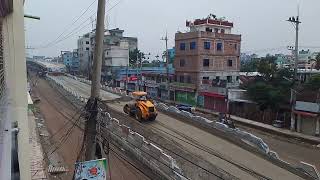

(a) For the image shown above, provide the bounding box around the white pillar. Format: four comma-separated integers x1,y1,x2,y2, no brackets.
316,118,320,137
3,0,31,179
297,114,301,133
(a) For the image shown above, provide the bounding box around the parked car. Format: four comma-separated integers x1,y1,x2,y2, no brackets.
272,120,285,128
176,104,195,113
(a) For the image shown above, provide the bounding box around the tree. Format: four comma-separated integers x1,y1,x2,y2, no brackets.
306,74,320,90
315,53,320,70
257,56,277,81
240,58,259,72
129,49,145,66
246,55,293,113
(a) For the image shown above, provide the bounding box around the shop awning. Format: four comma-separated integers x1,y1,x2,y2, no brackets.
200,92,225,99
293,110,318,117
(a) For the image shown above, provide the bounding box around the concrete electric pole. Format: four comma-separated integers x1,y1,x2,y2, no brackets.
84,0,106,161
287,15,301,131
161,32,170,100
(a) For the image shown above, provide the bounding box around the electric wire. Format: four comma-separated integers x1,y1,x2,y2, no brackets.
39,0,98,48
35,0,123,49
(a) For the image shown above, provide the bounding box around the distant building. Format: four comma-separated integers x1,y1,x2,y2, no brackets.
172,14,241,111
32,55,45,61
62,50,80,75
294,101,320,137
168,48,175,63
102,40,130,82
77,28,138,77
77,32,94,76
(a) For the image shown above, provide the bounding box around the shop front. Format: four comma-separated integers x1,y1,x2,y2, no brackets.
200,92,227,113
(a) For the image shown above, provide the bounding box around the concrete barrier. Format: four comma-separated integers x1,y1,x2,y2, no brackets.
296,162,320,180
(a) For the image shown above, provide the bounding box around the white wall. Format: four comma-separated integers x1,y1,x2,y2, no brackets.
104,45,129,67
2,0,30,179
190,24,232,34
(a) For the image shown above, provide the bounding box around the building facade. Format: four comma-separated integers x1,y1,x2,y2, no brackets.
77,32,94,76
172,15,241,110
62,50,80,75
77,28,137,77
0,0,31,179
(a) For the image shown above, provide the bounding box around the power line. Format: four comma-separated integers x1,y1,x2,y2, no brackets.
38,0,98,48
34,0,123,49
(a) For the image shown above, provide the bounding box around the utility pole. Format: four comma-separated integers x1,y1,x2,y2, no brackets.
125,64,128,93
136,52,139,91
287,15,301,131
161,31,170,100
84,0,105,161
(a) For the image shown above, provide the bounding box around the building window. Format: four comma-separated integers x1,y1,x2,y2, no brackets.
204,41,211,50
217,42,223,51
180,59,185,67
180,43,186,50
179,76,184,83
190,42,196,50
203,77,209,80
214,28,219,33
227,76,232,83
221,29,225,34
203,59,209,67
234,44,238,50
86,47,89,51
205,27,212,32
236,76,239,81
187,76,191,83
228,59,233,67
216,76,220,80
86,41,89,44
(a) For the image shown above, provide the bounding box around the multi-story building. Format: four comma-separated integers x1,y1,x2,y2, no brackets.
103,40,129,82
172,15,241,111
77,31,94,76
77,28,137,77
62,50,80,75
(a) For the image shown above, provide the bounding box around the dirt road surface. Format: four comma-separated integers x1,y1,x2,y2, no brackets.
195,111,320,171
31,74,150,180
52,75,306,180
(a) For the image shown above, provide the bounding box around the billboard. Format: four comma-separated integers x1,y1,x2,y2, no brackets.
74,158,108,180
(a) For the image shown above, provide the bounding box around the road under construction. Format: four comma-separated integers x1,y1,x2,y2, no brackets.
44,74,310,180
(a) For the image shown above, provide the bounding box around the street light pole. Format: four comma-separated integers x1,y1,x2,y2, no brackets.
287,15,301,131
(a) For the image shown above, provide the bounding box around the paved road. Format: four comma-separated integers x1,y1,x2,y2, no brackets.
33,75,150,180
52,75,305,180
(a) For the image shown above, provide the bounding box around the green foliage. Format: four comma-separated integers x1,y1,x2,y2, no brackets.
245,55,293,111
257,56,277,81
315,53,320,70
306,74,320,90
247,81,286,111
129,49,145,66
240,58,259,72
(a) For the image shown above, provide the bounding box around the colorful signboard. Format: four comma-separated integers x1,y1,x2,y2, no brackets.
74,158,107,180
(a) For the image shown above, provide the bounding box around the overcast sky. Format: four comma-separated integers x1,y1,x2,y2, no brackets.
24,0,320,58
